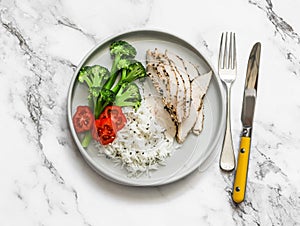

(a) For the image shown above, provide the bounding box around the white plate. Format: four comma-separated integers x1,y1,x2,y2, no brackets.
67,30,225,186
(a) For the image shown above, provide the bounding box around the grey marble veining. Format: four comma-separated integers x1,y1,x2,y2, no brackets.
0,0,300,225
249,0,300,78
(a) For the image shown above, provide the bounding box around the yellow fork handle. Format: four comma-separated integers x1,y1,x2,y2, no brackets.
232,136,251,203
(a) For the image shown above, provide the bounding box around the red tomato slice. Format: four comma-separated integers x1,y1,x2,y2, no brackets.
99,106,127,131
72,106,94,133
92,118,116,145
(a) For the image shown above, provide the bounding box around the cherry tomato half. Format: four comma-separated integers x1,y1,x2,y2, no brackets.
92,118,116,145
72,106,94,133
99,106,127,131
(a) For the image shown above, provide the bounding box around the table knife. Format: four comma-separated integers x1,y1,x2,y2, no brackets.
232,42,261,203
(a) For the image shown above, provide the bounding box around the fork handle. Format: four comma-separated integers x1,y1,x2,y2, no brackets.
219,85,236,171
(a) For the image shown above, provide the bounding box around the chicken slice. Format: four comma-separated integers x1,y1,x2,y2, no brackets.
146,50,169,101
183,60,199,81
143,79,177,139
158,52,185,124
164,51,185,124
146,50,177,123
192,71,212,135
157,53,178,119
176,79,199,143
165,52,191,120
193,106,204,135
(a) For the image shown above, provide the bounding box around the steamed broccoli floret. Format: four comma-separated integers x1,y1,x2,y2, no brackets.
116,58,136,71
111,62,146,93
122,62,146,83
103,41,137,91
110,41,137,73
114,83,142,110
78,65,110,89
78,65,110,112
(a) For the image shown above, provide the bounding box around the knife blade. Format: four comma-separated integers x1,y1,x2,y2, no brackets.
232,42,261,204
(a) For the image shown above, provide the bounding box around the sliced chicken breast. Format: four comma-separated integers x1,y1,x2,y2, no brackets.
146,48,212,143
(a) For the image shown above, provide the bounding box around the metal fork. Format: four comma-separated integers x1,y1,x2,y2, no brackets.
219,32,237,171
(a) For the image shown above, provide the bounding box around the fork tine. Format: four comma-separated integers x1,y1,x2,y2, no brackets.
218,33,224,69
233,33,237,69
223,32,228,69
228,32,233,69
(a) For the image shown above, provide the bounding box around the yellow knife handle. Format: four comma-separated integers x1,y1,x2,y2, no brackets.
232,136,251,203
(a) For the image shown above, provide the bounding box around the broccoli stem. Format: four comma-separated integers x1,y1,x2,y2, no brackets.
111,69,127,94
110,54,121,76
81,131,92,148
94,96,102,118
100,101,110,114
92,97,98,115
95,100,110,118
94,96,110,119
121,68,127,80
102,54,121,91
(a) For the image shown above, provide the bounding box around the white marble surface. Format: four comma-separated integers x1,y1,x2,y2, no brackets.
1,0,300,225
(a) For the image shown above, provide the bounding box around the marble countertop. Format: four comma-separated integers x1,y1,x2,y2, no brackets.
1,0,300,225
